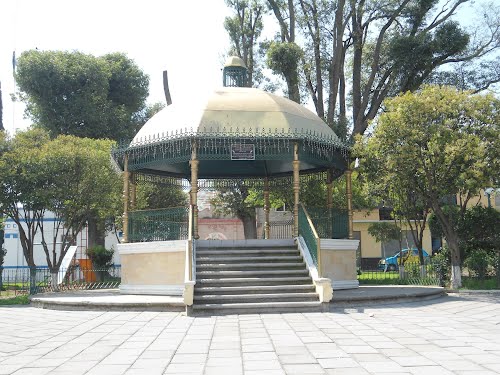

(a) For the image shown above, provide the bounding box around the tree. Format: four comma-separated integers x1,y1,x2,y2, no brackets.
211,181,258,239
224,0,266,87
266,0,302,103
15,50,149,141
37,135,121,287
15,50,150,248
360,85,500,288
0,129,50,291
0,129,121,288
430,205,500,261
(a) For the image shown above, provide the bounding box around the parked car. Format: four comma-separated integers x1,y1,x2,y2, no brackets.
378,248,430,271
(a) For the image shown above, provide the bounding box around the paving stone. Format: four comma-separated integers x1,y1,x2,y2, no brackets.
283,363,326,374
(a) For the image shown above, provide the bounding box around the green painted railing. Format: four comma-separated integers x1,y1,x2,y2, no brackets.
306,207,349,239
128,207,189,242
298,204,321,275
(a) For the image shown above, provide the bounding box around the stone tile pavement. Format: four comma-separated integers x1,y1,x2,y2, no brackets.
0,293,499,375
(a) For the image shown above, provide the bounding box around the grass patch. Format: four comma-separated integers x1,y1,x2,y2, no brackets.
0,294,30,305
460,277,499,290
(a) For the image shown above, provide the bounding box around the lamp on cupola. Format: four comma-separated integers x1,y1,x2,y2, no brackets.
223,56,248,87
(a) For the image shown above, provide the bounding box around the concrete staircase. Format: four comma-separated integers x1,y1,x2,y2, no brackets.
192,239,325,314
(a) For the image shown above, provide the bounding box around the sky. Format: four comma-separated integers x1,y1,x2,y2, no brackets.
0,0,236,134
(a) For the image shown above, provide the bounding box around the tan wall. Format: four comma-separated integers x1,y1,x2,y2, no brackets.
321,249,357,281
121,251,185,286
118,240,187,287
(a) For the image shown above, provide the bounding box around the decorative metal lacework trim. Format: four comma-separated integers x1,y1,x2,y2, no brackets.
131,170,337,191
111,128,350,171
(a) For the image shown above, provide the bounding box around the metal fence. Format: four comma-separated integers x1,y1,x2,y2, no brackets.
0,265,121,295
129,207,189,242
358,262,444,286
306,207,349,239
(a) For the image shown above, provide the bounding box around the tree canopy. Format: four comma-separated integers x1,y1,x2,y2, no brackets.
0,129,121,279
15,50,149,141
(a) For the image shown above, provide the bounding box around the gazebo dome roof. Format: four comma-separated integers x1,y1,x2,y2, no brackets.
132,87,341,146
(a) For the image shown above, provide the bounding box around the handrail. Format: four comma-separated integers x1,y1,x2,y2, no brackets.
299,203,322,277
187,205,194,281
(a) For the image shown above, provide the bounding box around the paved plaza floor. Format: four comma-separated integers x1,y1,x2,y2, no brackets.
1,293,499,375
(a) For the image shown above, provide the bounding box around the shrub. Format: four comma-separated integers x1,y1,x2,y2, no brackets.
86,246,114,270
432,246,451,287
464,249,492,280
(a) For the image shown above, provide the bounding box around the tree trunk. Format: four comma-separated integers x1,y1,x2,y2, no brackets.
446,231,462,289
51,271,59,291
87,216,105,248
399,265,405,279
242,216,257,239
29,265,37,294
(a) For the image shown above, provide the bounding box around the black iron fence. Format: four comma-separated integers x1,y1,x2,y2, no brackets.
0,265,121,295
358,262,443,286
358,259,500,289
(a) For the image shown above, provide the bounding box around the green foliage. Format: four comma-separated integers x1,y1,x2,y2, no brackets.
0,294,30,305
15,50,149,141
136,183,188,210
86,246,114,269
266,41,302,101
459,206,500,259
432,246,451,285
368,222,401,244
267,42,303,78
463,249,491,280
430,206,500,261
0,129,121,270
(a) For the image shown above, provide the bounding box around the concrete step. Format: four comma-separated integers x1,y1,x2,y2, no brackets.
196,276,313,286
194,284,316,295
194,292,319,303
196,255,303,263
196,269,309,279
196,249,299,256
196,262,305,271
191,301,325,314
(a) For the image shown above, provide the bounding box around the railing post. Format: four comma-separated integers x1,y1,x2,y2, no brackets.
264,177,270,239
122,154,130,243
190,141,199,239
346,166,354,240
293,143,300,237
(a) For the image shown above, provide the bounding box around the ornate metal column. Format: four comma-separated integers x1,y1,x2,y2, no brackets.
293,142,300,237
122,154,130,243
326,169,333,209
190,142,200,239
346,166,354,239
327,169,333,238
264,177,270,239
